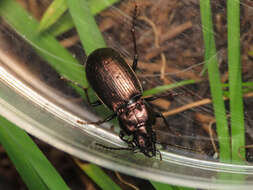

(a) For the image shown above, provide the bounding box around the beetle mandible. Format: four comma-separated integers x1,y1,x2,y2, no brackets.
81,5,171,159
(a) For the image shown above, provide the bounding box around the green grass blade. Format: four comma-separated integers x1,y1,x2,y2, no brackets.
67,0,106,55
0,116,70,190
88,0,118,14
76,162,122,190
242,82,253,87
0,0,87,87
47,12,75,36
176,186,196,190
151,181,174,190
42,0,119,36
200,0,231,162
151,181,196,190
0,0,114,113
143,80,196,96
38,0,67,32
66,0,116,112
223,81,253,88
227,0,245,162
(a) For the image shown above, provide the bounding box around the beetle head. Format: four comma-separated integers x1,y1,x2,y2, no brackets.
117,99,157,157
133,127,156,157
118,99,153,133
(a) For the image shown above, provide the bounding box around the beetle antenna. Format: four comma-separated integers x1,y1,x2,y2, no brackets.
158,142,201,153
131,1,138,71
95,143,135,151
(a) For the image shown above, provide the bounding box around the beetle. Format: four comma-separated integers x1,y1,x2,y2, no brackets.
80,5,171,159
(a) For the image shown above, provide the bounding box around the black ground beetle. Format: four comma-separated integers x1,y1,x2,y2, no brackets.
72,5,171,159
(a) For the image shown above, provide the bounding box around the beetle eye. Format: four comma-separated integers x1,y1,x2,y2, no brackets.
136,103,142,110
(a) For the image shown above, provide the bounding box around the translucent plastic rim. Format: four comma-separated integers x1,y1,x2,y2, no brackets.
1,51,253,190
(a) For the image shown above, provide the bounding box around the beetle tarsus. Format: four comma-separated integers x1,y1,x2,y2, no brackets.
77,113,117,125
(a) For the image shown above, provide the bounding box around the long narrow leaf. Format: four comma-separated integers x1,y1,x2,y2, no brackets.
200,0,231,162
40,0,119,35
143,80,196,96
47,12,75,36
0,0,87,88
0,116,69,190
38,0,67,32
66,0,106,55
227,0,245,162
76,161,122,190
151,181,174,190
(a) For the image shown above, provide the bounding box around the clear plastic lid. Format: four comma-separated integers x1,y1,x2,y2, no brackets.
1,1,253,189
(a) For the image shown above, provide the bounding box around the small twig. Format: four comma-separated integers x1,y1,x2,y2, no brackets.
238,145,253,164
160,21,193,43
138,15,167,80
162,98,213,116
125,59,201,80
115,172,139,190
163,92,253,117
207,119,219,156
60,35,80,48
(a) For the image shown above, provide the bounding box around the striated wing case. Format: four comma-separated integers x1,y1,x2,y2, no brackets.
85,48,142,111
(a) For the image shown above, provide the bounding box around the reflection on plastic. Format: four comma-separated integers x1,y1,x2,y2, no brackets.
1,61,253,190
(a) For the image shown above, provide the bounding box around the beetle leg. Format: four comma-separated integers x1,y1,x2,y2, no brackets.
151,131,157,151
99,113,117,123
155,112,169,127
150,131,162,160
60,76,104,106
155,112,177,135
78,113,117,125
119,131,135,148
95,143,135,151
60,76,92,102
144,96,160,102
119,131,127,141
60,76,87,91
151,130,157,142
155,112,181,136
131,3,138,72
